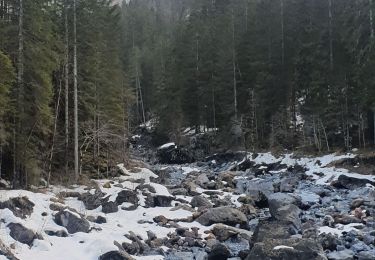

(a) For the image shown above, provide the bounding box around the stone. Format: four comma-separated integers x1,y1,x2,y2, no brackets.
7,223,38,246
79,190,107,210
116,190,139,206
272,204,301,230
208,243,231,260
54,210,90,234
333,214,362,225
333,175,375,189
191,195,213,208
212,224,253,242
252,220,294,243
196,173,210,188
357,251,375,260
45,230,68,237
0,197,35,219
122,242,140,255
153,215,169,225
246,238,327,260
318,233,339,251
99,251,134,260
326,249,354,260
351,198,365,209
224,237,250,257
267,193,300,217
102,201,119,214
196,207,248,228
96,216,107,224
153,195,173,207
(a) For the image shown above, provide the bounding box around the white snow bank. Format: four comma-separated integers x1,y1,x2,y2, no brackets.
158,142,176,149
273,245,294,250
117,164,158,183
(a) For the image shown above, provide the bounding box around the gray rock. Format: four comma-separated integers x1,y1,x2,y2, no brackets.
153,195,173,207
191,195,213,208
334,175,375,190
280,177,299,192
54,210,90,234
122,242,140,255
102,201,119,214
79,190,107,210
252,220,293,243
116,190,139,206
99,251,134,260
273,204,301,230
196,207,247,228
224,237,250,257
358,251,375,260
7,223,38,246
0,197,35,219
318,233,339,251
208,243,231,260
45,230,68,237
246,238,327,260
212,224,253,242
165,251,195,260
326,249,354,260
267,193,300,217
196,173,210,188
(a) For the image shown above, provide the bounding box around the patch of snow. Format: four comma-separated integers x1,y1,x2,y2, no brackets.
158,142,176,149
319,223,364,236
273,245,294,250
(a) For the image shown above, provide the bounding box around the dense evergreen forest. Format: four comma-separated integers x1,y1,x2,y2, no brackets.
0,0,375,187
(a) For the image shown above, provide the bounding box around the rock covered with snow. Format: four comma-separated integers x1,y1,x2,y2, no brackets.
54,210,90,234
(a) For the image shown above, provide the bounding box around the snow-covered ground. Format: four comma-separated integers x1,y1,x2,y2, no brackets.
0,152,374,259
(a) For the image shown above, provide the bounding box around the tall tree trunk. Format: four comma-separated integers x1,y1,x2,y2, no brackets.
280,0,285,66
232,8,238,120
73,0,79,181
211,73,216,133
328,0,333,71
48,77,62,186
64,0,69,175
370,0,374,39
15,0,24,187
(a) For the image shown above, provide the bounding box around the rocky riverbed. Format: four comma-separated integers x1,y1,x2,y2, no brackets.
0,150,375,260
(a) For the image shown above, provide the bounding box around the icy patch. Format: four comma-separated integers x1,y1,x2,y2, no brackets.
319,223,364,236
117,165,158,183
159,142,176,149
274,245,294,250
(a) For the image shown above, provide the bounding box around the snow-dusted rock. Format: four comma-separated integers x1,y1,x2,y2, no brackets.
196,207,247,228
54,210,90,234
7,223,38,246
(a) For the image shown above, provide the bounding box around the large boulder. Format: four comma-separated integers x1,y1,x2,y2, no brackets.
102,201,119,214
115,190,139,206
0,197,34,219
333,175,375,189
212,224,253,242
191,195,213,209
246,238,327,260
79,190,107,210
99,251,134,260
267,193,301,229
145,194,173,207
272,204,301,230
207,243,231,260
156,144,194,164
267,193,300,216
7,223,38,246
54,210,90,234
252,220,294,243
196,207,247,228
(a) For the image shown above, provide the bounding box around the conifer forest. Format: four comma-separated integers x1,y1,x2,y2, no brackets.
0,1,375,260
